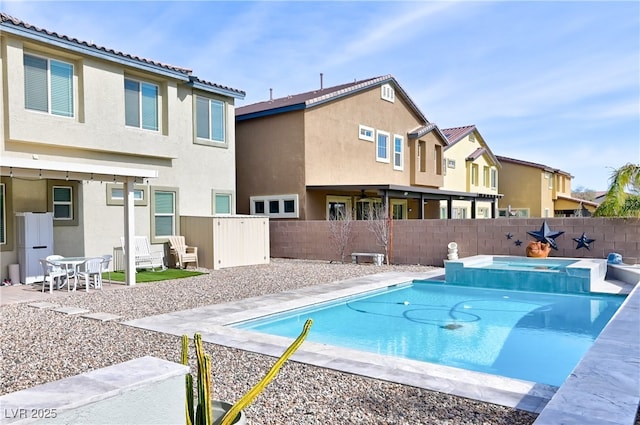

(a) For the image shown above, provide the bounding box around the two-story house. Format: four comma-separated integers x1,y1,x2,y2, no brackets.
0,13,245,282
235,75,502,220
495,156,597,217
441,125,501,219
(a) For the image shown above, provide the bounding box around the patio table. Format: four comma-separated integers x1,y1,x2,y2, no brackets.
48,257,91,292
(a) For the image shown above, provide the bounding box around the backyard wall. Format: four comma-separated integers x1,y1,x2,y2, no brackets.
270,218,640,266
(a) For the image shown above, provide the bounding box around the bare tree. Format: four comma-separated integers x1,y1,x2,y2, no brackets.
364,202,391,265
328,208,354,263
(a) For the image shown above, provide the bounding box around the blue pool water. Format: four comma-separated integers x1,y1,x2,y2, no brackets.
234,282,625,386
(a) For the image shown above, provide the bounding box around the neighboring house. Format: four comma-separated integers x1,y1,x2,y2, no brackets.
0,14,245,281
441,125,501,219
495,156,597,217
235,75,502,220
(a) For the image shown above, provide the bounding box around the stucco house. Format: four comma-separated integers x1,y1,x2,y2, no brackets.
440,125,501,219
495,156,597,217
0,14,245,283
235,75,502,221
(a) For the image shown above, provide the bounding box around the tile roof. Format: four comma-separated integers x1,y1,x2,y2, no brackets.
407,124,450,146
236,75,428,123
496,155,572,177
441,125,476,144
0,12,245,98
466,147,487,161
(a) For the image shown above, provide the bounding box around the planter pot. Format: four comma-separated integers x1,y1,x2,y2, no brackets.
213,400,246,425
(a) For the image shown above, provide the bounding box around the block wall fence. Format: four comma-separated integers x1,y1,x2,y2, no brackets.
270,218,640,266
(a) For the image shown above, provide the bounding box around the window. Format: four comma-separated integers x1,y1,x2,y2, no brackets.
393,135,403,170
471,164,479,186
358,125,374,142
434,145,442,175
478,207,490,218
381,83,395,102
547,173,554,189
498,208,529,218
376,130,390,162
214,193,232,215
483,166,490,187
0,183,5,245
452,207,467,219
418,141,426,172
490,169,498,189
24,53,74,117
447,159,456,169
52,186,73,220
327,196,352,220
106,183,147,206
391,199,407,220
151,189,177,239
196,96,225,144
125,78,158,130
250,195,298,218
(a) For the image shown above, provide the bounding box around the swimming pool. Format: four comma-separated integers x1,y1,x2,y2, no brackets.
234,281,625,386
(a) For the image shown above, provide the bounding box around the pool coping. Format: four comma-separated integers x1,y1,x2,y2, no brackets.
125,269,578,414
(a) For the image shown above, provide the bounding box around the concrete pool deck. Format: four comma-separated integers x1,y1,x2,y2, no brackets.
124,266,640,422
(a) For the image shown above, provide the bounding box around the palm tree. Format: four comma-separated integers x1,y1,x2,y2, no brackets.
594,163,640,217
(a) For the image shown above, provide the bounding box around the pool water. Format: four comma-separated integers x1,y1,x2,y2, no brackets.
234,282,625,386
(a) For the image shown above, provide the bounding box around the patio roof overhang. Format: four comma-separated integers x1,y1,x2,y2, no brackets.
307,184,503,201
0,156,158,182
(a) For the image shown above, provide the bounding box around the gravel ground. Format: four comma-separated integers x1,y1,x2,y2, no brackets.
1,259,538,424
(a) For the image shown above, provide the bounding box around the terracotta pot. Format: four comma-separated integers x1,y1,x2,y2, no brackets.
526,241,551,258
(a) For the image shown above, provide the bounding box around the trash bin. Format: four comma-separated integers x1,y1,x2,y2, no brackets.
8,264,20,284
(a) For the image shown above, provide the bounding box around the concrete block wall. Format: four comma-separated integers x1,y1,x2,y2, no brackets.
270,218,640,266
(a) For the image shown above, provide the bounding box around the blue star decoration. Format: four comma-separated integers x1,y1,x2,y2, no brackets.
526,220,565,250
506,232,513,240
573,233,595,250
515,240,523,246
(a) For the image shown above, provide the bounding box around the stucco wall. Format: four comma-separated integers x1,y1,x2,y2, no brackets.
270,218,640,266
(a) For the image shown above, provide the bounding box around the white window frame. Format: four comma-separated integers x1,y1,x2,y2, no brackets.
24,53,74,118
390,199,408,219
381,83,395,103
471,164,479,186
213,191,233,215
376,130,390,163
195,95,227,146
250,194,299,218
52,185,73,221
358,124,374,142
124,77,159,131
151,187,178,242
106,183,147,206
393,134,404,170
447,159,456,168
490,168,498,189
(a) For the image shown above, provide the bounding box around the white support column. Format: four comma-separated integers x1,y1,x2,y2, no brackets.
123,177,136,286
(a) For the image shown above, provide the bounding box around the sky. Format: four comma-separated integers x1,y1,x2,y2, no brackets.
3,1,639,192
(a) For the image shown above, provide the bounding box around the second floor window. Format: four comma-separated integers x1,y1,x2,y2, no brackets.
376,131,390,162
24,54,74,117
196,96,225,143
125,78,158,131
393,135,403,170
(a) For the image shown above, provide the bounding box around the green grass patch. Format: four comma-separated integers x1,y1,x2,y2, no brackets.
106,268,205,283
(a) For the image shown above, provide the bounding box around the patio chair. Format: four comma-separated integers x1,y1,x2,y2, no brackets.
120,236,166,271
101,254,113,285
46,254,76,285
76,257,104,292
39,258,68,293
168,235,199,269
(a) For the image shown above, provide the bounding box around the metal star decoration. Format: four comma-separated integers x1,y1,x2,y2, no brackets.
506,232,513,240
573,232,595,250
526,221,565,250
515,240,523,246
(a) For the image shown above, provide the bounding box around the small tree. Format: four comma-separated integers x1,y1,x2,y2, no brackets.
328,208,354,263
594,163,640,217
364,202,391,265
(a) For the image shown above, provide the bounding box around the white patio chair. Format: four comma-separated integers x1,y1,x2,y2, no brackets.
76,257,104,292
168,235,198,269
120,236,166,271
101,254,113,285
39,259,67,293
46,254,76,286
